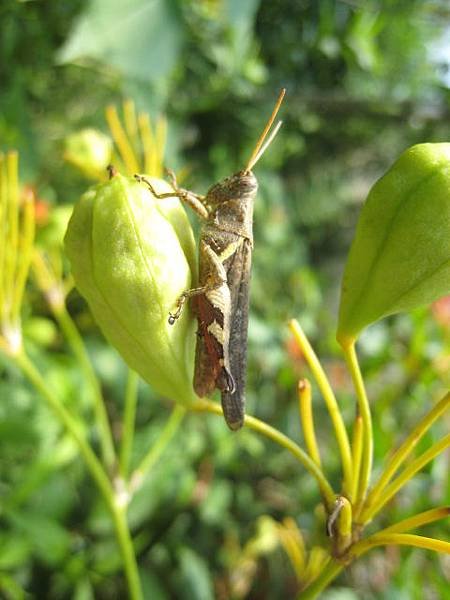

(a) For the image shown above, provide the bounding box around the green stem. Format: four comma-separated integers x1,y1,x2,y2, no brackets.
120,369,139,479
277,522,306,580
350,415,363,501
192,399,336,510
110,504,143,600
16,351,113,503
298,526,450,599
361,391,450,522
12,187,35,325
289,320,353,497
14,351,142,600
131,404,186,490
298,561,343,599
5,152,19,313
378,507,450,535
55,305,116,471
363,433,450,521
352,533,450,557
0,154,6,317
298,379,322,467
342,342,372,512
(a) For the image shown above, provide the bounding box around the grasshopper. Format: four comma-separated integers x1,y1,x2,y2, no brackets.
135,89,285,430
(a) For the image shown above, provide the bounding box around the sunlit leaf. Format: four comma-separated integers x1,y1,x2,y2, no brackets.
57,0,184,83
337,143,450,346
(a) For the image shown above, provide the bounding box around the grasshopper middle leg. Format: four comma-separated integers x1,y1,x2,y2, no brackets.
168,242,229,325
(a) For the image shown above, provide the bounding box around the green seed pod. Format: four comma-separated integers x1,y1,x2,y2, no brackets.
64,129,113,180
64,174,197,404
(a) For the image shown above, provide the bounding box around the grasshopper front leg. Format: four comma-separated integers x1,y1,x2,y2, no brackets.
134,173,209,220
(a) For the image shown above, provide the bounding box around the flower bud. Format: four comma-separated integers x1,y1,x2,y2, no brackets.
64,174,197,404
64,129,113,180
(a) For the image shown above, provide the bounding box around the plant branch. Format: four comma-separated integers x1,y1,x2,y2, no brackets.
352,533,450,557
131,404,186,491
361,391,450,521
32,250,116,472
299,513,450,599
191,398,336,509
298,560,342,600
120,369,139,479
12,187,34,324
5,152,19,309
377,506,450,535
110,503,143,600
16,350,113,503
341,342,372,511
289,320,352,497
13,350,142,600
55,302,116,471
276,518,306,580
350,414,363,501
298,379,322,467
363,433,450,521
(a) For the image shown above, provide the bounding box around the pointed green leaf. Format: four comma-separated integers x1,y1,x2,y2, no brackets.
337,143,450,346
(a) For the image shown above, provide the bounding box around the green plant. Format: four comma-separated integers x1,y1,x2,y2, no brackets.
1,104,449,599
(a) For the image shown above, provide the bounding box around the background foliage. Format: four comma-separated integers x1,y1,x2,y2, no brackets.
0,0,449,598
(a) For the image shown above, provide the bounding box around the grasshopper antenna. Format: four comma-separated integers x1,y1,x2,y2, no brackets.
244,88,286,173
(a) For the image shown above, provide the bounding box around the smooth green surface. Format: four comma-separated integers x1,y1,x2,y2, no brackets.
338,143,450,344
64,174,197,403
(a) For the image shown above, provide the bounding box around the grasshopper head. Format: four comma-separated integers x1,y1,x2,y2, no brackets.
206,88,285,207
207,170,258,205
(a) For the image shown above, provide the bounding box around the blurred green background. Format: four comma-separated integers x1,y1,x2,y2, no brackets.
1,1,449,598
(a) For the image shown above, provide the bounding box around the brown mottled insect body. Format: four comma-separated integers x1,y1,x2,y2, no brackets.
135,89,285,431
192,171,257,429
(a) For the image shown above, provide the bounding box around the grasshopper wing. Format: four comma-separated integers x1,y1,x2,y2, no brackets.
220,237,252,430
